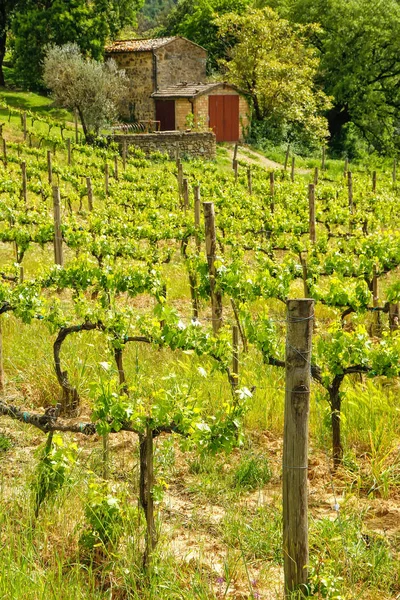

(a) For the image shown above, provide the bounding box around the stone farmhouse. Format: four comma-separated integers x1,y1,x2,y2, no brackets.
105,36,250,142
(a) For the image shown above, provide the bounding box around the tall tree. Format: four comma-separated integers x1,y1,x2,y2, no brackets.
216,7,330,145
0,0,21,87
159,0,251,72
43,44,128,141
11,0,143,90
266,0,400,153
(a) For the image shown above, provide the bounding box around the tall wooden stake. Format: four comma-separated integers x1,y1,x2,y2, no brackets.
348,171,353,213
67,138,72,165
372,171,377,193
314,167,319,186
393,159,397,186
233,142,238,166
283,298,314,596
21,161,27,203
233,159,238,184
284,144,290,171
291,157,295,182
308,184,316,243
53,186,63,266
247,167,252,195
270,171,275,211
177,160,183,196
114,155,119,180
86,176,93,211
194,185,201,253
344,158,349,178
182,178,189,211
321,146,326,171
47,150,52,185
140,425,156,568
203,202,223,334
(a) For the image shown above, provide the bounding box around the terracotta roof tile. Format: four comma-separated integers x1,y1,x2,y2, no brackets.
105,37,177,53
152,82,233,98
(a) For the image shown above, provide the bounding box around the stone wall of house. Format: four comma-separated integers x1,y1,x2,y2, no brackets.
155,39,207,89
106,51,155,122
194,87,250,140
113,131,216,159
175,98,193,130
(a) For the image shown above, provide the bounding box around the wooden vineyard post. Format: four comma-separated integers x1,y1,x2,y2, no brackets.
270,171,275,211
2,139,7,168
314,167,319,186
114,155,119,181
140,424,156,568
291,157,295,182
203,202,223,334
321,146,326,171
105,163,109,196
233,142,238,167
284,144,290,171
283,298,314,597
372,171,377,193
247,167,252,195
122,139,127,171
371,264,381,336
348,171,353,214
67,138,72,165
194,185,201,253
233,159,238,184
182,178,189,211
232,325,239,388
47,150,53,185
86,177,93,211
74,109,79,144
344,158,349,178
177,160,183,197
308,184,316,243
393,159,397,186
21,161,27,203
389,303,400,331
53,186,63,266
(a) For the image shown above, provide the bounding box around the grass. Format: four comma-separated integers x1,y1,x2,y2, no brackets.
0,88,399,598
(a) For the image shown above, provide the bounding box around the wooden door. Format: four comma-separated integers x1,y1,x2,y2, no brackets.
155,100,175,131
208,95,239,142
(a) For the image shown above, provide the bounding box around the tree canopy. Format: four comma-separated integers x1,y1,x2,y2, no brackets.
43,43,129,141
10,0,143,89
216,7,330,145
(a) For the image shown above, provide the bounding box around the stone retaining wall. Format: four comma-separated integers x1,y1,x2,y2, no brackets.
113,131,216,160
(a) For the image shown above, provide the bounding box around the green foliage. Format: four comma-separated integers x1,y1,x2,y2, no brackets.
231,451,272,490
32,433,77,516
79,479,124,551
159,0,251,72
216,7,331,146
11,0,143,90
43,44,128,140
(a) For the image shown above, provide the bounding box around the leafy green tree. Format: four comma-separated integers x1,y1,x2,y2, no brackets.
0,0,22,87
11,0,143,90
43,44,128,141
159,0,251,72
216,7,330,145
267,0,400,154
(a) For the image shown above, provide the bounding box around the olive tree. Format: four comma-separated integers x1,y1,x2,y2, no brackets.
43,44,129,142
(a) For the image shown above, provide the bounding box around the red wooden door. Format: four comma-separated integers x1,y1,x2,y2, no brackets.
155,100,175,131
209,95,239,142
